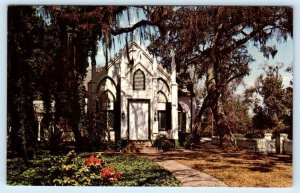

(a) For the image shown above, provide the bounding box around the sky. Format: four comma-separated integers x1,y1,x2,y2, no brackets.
235,36,293,95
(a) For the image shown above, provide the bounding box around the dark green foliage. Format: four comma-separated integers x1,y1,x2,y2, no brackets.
8,151,121,186
252,105,275,130
178,131,188,146
7,151,181,186
106,155,180,186
7,6,53,159
182,132,200,149
153,134,175,151
250,64,293,139
7,150,58,185
46,126,66,155
7,6,91,154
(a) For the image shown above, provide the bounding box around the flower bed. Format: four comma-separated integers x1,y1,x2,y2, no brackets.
7,150,180,186
49,151,121,186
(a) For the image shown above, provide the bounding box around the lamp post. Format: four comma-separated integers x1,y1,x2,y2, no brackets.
37,115,43,141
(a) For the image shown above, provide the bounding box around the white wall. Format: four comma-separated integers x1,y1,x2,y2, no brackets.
116,42,174,141
211,134,292,154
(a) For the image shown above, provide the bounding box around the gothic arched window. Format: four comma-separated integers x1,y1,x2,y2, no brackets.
133,69,145,90
97,90,115,131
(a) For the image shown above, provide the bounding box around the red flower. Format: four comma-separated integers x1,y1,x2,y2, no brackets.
85,156,102,167
101,168,111,178
115,171,121,180
108,167,114,173
85,156,92,166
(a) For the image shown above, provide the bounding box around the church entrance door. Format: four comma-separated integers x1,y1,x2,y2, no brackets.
128,99,150,140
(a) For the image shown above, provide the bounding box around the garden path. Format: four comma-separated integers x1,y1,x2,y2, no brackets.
156,159,228,187
124,145,228,187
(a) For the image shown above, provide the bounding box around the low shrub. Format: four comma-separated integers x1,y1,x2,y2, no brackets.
48,150,121,186
154,134,174,151
183,132,200,149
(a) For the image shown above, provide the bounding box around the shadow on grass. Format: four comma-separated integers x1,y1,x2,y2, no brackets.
194,164,232,171
248,166,272,173
206,158,221,162
227,160,244,165
126,143,292,173
116,167,179,186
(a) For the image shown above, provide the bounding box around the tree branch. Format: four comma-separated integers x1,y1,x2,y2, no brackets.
226,72,249,85
187,23,285,66
111,19,159,36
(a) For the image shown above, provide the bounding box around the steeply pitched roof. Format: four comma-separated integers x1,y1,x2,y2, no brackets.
94,40,171,82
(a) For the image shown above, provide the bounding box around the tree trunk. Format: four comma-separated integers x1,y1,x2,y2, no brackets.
228,127,237,147
212,99,224,147
20,124,29,163
192,61,217,132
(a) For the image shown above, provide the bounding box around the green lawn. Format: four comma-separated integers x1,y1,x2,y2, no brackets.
105,154,180,186
7,151,181,186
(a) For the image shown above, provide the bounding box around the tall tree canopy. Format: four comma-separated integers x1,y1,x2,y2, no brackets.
8,5,167,154
147,6,292,145
7,6,60,158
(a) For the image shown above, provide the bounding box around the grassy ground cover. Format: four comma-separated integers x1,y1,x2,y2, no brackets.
176,145,292,187
7,151,181,186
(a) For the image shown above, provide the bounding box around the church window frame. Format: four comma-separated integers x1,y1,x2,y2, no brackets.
133,69,145,90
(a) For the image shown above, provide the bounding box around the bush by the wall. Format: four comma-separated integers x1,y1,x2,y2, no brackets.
183,132,200,149
154,134,174,151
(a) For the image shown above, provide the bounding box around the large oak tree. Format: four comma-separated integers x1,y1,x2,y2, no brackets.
148,6,292,145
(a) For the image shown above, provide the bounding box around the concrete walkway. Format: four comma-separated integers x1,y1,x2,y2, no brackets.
156,160,228,187
122,144,228,187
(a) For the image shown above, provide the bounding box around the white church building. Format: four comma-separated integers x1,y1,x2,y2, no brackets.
87,41,196,146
